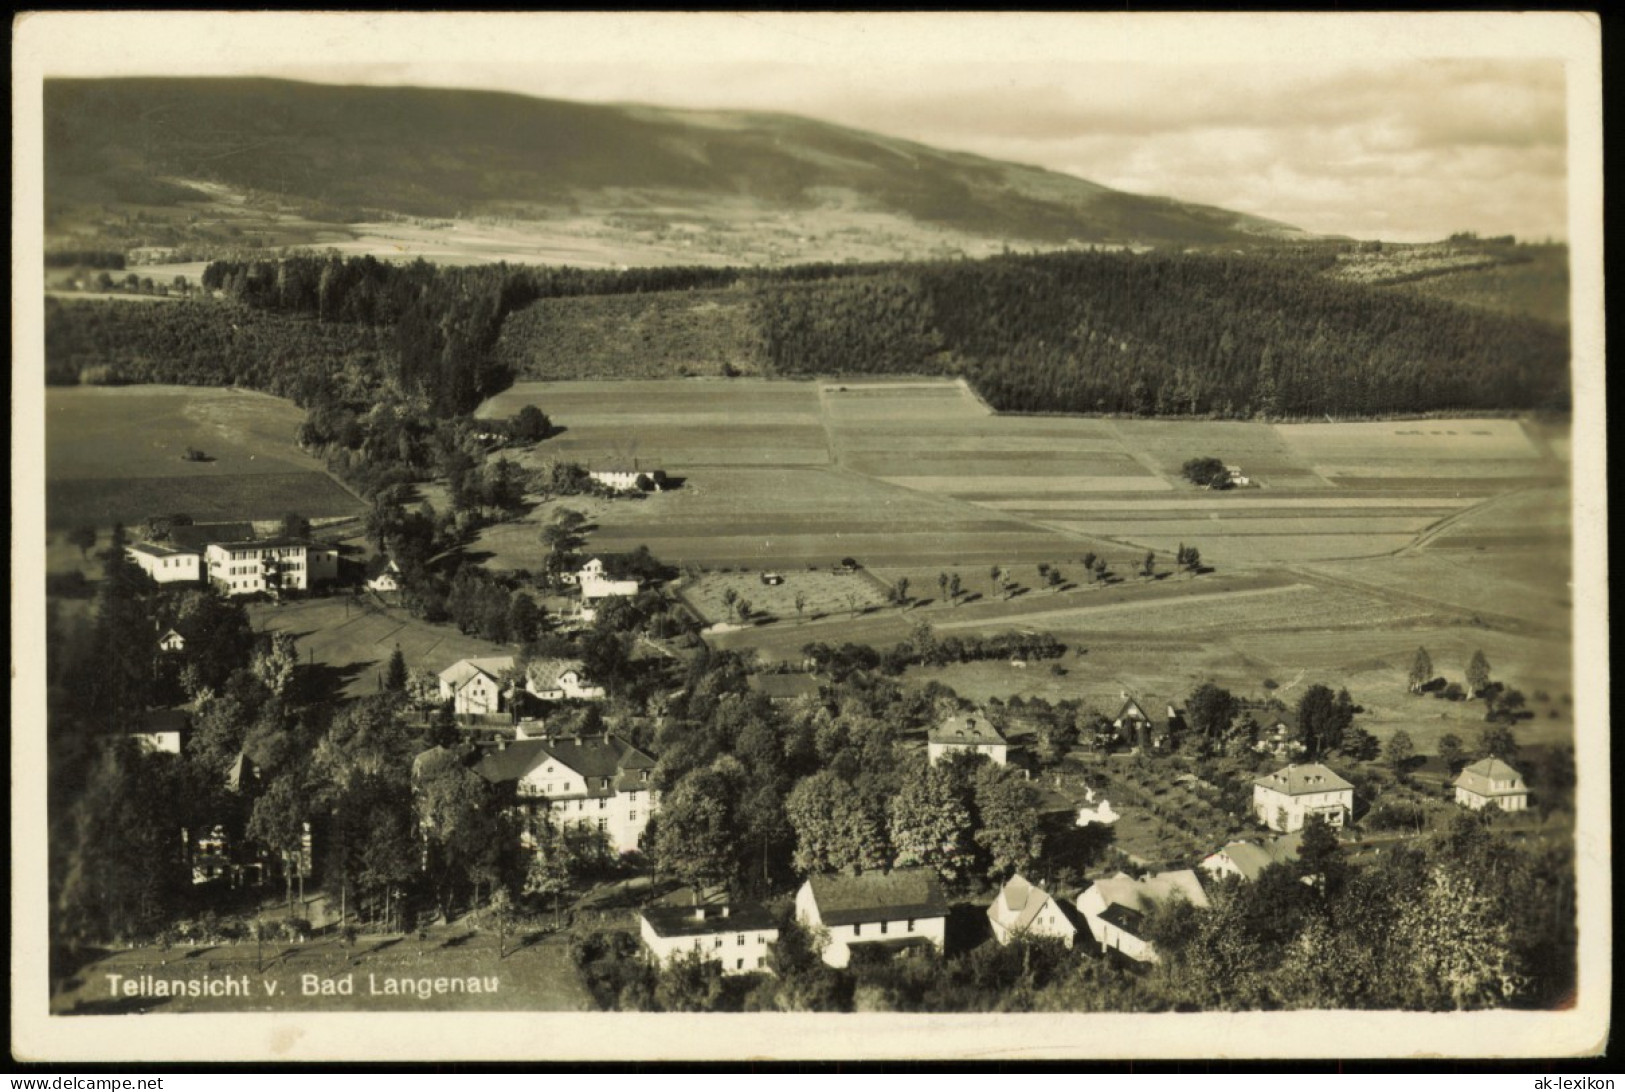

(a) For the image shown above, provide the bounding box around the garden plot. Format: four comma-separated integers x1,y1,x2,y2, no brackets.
678,568,891,626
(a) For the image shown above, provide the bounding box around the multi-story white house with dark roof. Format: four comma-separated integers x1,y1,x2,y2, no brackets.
205,538,338,596
794,867,949,968
1253,762,1355,832
927,712,1008,766
639,886,780,975
438,656,518,716
474,732,658,854
1454,757,1530,812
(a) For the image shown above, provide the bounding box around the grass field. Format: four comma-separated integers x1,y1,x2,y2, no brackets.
252,595,513,700
45,386,364,529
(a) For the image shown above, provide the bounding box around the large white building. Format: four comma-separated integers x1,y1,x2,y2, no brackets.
439,656,518,715
794,868,948,969
927,713,1008,766
205,539,338,597
578,558,641,602
1454,757,1530,813
127,541,203,584
639,886,779,975
474,732,658,854
1253,762,1355,832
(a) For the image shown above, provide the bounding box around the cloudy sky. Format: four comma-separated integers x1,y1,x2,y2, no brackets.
23,11,1590,242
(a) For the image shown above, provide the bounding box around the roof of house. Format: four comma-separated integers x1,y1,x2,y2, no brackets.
1455,757,1527,796
1086,869,1211,921
207,536,311,551
1254,763,1354,796
987,874,1069,935
439,656,517,689
1114,697,1153,725
129,541,192,559
365,555,400,579
474,733,656,796
169,522,255,551
641,886,780,938
805,867,948,927
525,658,590,692
746,674,821,701
928,713,1006,748
226,752,260,794
1205,836,1300,881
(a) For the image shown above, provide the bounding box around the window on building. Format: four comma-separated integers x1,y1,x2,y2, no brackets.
907,919,915,932
599,798,608,810
597,818,607,832
757,956,766,968
853,923,861,937
880,921,888,935
629,811,637,822
737,935,745,946
736,959,744,970
714,937,723,949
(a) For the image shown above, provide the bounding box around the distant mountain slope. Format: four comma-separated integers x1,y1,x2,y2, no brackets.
45,77,1307,250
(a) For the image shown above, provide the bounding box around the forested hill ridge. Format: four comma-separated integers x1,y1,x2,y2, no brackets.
46,77,1304,254
46,249,1569,421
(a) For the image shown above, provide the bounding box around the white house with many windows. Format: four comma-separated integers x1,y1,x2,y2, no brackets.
927,713,1008,766
1454,757,1530,813
639,886,779,975
128,541,203,584
986,874,1077,949
795,868,949,969
474,733,658,854
1253,762,1355,832
205,539,338,596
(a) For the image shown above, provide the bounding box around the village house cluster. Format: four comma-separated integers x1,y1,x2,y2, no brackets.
127,521,340,597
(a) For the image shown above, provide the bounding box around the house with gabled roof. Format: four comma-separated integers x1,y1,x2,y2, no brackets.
474,732,658,854
157,627,188,653
1076,869,1209,964
795,867,948,968
1200,832,1303,883
525,658,605,702
127,541,203,585
987,874,1078,949
639,886,780,975
1253,762,1354,832
365,555,402,593
1454,757,1530,813
438,656,518,716
927,712,1008,766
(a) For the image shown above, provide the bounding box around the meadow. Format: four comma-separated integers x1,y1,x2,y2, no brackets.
45,386,363,529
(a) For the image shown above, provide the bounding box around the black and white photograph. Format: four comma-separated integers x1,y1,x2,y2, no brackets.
11,11,1607,1063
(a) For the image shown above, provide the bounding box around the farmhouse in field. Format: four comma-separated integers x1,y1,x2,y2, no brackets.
1454,757,1530,813
1077,870,1210,964
928,712,1008,766
986,874,1078,949
1111,696,1182,753
639,886,780,975
589,463,668,493
1200,833,1303,883
205,538,339,597
439,656,517,716
157,627,187,653
474,732,658,854
1253,762,1355,832
128,541,203,585
795,867,949,968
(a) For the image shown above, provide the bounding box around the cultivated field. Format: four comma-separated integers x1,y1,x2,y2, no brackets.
677,567,891,627
45,386,363,529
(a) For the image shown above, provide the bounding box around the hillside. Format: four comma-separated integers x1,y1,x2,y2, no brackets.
45,77,1307,264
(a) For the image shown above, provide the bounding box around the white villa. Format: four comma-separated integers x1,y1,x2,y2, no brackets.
438,656,517,716
474,732,658,854
578,558,642,602
795,868,949,969
1454,757,1530,812
205,539,339,597
639,886,779,975
927,712,1008,766
1253,762,1355,832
